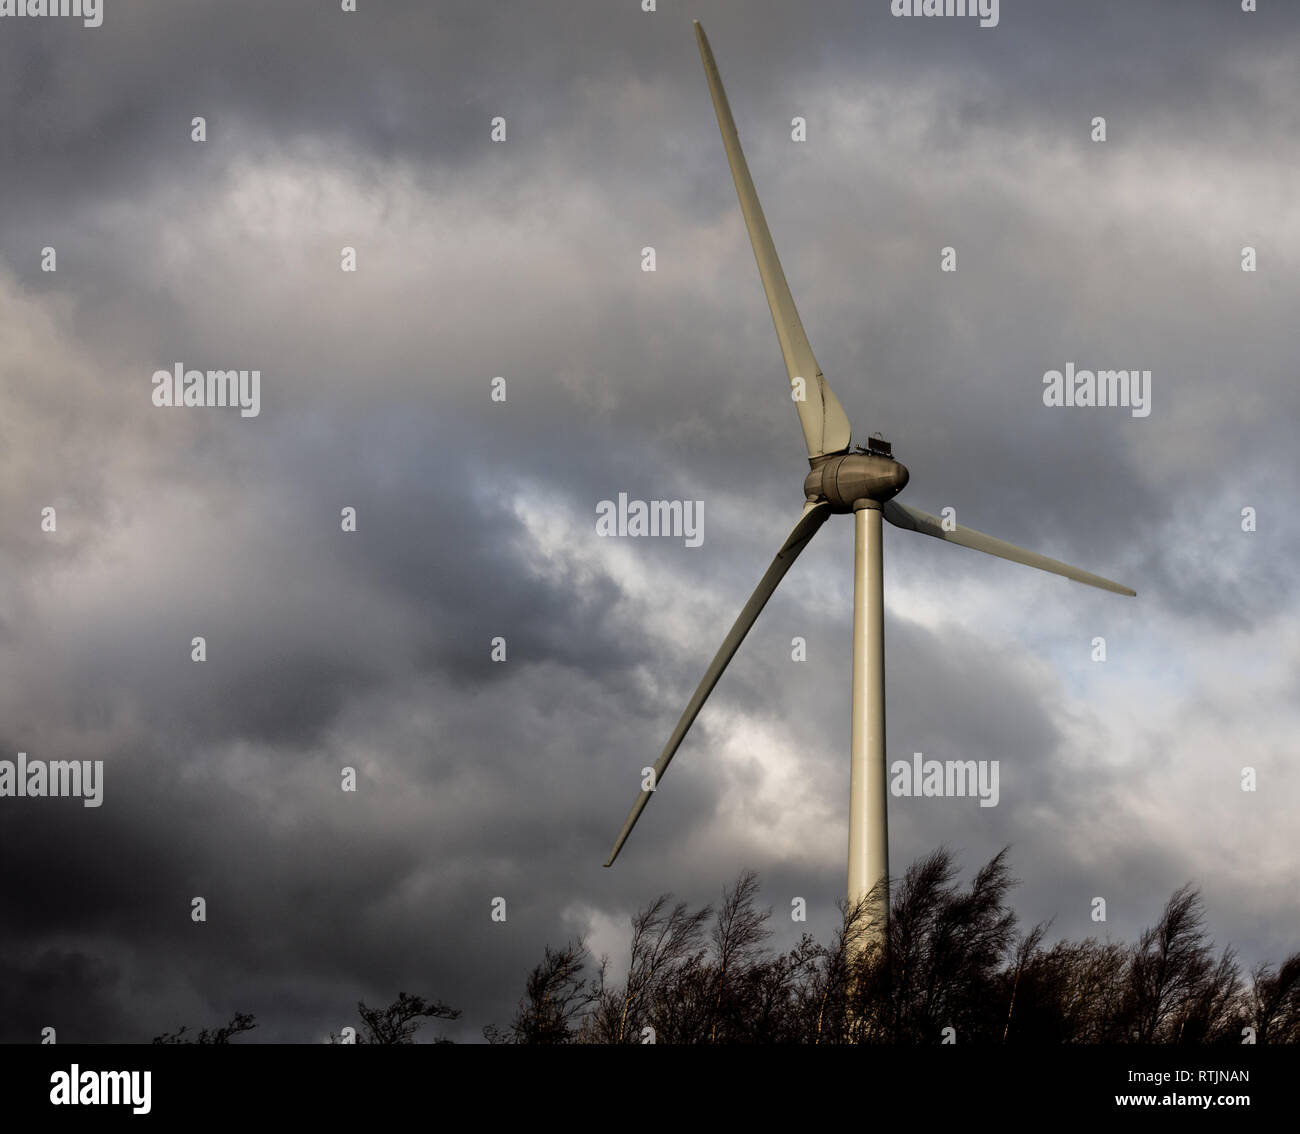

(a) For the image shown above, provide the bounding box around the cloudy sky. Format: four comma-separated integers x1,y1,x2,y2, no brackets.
1,0,1296,1043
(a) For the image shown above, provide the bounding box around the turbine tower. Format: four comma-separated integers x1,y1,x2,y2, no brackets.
604,22,1135,942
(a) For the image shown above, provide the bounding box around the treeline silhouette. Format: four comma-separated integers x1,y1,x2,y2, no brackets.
151,847,1298,1044
490,848,1299,1045
152,995,460,1045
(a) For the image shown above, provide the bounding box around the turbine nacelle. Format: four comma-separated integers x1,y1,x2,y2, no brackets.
804,451,910,513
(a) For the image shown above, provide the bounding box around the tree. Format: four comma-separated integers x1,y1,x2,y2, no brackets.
152,1011,256,1044
1000,921,1049,1042
601,894,711,1043
332,991,460,1044
1249,952,1300,1044
1125,884,1216,1043
497,939,596,1043
707,869,772,1042
839,846,1017,1044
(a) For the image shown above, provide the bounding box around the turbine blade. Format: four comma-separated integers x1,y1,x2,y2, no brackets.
604,500,832,867
694,21,852,460
881,499,1136,597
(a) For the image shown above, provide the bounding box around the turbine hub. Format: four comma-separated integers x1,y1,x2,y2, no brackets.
804,451,909,513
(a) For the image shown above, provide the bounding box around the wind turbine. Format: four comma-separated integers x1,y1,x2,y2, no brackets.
603,21,1135,940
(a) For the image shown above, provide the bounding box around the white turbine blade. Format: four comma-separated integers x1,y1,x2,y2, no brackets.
604,500,831,867
882,499,1136,597
694,21,852,460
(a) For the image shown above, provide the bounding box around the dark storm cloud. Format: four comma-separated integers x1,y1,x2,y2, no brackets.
0,0,1296,1042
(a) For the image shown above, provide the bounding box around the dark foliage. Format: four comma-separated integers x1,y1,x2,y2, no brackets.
323,991,461,1044
153,1011,256,1044
491,848,1298,1045
350,992,460,1044
154,850,1295,1045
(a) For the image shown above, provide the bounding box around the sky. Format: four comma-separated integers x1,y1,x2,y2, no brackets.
0,0,1296,1043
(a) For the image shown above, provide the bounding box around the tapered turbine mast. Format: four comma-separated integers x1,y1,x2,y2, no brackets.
604,22,1135,946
